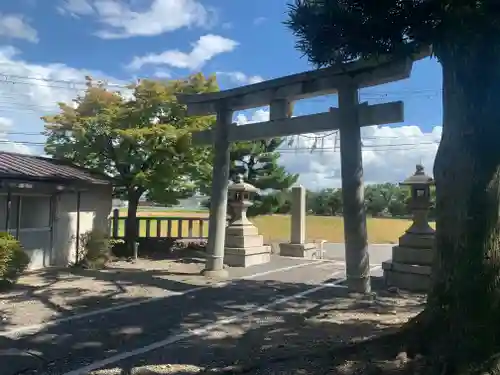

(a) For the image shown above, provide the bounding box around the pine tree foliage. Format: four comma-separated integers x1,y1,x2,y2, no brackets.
231,138,299,216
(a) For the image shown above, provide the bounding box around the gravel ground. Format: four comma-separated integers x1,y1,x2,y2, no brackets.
0,253,331,333
0,256,217,330
88,288,425,375
1,260,346,375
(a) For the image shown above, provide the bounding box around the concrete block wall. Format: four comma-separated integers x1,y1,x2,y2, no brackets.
52,185,113,267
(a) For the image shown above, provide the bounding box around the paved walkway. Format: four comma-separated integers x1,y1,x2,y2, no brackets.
0,246,392,375
322,243,392,265
1,258,350,375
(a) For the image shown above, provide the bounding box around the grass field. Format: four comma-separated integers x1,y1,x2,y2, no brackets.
114,209,435,244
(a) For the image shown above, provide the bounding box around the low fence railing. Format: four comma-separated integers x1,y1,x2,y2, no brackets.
109,209,209,240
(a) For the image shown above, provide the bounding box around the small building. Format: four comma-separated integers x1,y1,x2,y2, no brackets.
0,152,113,270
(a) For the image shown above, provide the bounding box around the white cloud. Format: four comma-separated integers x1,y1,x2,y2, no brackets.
58,0,94,17
217,71,264,85
0,45,126,155
0,14,38,43
127,34,238,71
235,109,441,191
253,17,266,26
153,70,171,79
0,117,35,154
58,0,214,39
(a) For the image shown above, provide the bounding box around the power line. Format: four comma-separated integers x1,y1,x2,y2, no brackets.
0,140,45,145
0,71,443,95
0,138,440,153
0,131,43,136
277,141,438,153
0,71,129,89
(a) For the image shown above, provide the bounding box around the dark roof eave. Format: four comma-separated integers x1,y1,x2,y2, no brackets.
0,174,114,187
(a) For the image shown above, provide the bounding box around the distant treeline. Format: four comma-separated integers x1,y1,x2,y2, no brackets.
245,183,436,218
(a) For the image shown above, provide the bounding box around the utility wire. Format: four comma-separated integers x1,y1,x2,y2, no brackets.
0,139,439,152
0,71,443,95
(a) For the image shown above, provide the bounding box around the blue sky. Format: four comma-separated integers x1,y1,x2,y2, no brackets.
0,0,443,189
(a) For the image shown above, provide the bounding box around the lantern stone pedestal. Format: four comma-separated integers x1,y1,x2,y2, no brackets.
279,186,317,259
224,176,271,267
382,165,435,292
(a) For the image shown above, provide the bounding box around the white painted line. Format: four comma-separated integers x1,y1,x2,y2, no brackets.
238,260,324,280
62,270,347,375
314,261,346,269
323,265,382,287
0,260,324,338
327,242,395,246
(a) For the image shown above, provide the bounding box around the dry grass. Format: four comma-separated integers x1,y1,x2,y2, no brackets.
253,215,415,244
114,210,435,244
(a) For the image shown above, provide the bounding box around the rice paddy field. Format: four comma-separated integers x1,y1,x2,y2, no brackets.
113,208,433,244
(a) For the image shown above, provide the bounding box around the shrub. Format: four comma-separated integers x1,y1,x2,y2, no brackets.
76,230,122,269
0,232,29,284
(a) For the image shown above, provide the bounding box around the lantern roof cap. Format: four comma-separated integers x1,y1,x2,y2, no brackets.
400,164,434,186
228,174,259,193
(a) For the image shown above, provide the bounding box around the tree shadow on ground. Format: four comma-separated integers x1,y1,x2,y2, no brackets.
0,262,207,334
0,246,218,328
0,276,425,375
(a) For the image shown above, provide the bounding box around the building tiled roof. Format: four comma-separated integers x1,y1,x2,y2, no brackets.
0,152,113,185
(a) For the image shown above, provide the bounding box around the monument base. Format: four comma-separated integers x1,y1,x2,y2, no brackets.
392,246,433,266
398,232,434,249
224,246,271,267
382,260,431,292
279,242,318,259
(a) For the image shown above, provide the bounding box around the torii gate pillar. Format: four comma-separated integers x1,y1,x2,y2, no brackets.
201,103,232,278
338,86,370,293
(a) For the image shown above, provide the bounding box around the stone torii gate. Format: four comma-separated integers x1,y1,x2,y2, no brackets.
177,58,415,293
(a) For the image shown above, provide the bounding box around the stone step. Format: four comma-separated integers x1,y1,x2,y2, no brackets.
279,243,317,259
224,246,271,267
382,260,431,275
382,260,431,292
392,246,433,266
383,269,430,292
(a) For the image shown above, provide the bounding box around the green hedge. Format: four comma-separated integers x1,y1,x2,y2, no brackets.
0,232,29,285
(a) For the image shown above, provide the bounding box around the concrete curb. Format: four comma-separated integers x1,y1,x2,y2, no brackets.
326,242,395,246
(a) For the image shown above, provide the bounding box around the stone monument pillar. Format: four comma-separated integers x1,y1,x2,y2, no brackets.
279,185,317,258
382,165,435,292
224,175,271,267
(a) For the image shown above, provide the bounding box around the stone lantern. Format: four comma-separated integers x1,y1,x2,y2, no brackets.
399,164,435,244
227,174,259,226
223,175,271,267
382,165,435,292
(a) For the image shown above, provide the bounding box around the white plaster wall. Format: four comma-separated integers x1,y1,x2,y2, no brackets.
0,194,52,270
52,185,113,267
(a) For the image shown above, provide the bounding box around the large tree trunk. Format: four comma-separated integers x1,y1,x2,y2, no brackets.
418,41,500,373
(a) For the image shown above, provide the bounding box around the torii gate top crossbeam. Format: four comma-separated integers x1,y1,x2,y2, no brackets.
177,58,413,116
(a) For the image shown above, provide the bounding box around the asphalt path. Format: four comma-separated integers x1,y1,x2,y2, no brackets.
1,259,347,375
323,242,392,265
0,244,392,375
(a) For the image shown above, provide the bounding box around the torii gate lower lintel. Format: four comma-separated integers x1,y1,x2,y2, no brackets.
177,57,415,294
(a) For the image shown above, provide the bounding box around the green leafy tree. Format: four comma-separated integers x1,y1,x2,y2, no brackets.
365,183,399,217
327,188,343,215
388,187,411,218
43,74,217,250
364,185,388,217
231,139,299,216
287,0,500,371
307,188,342,216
